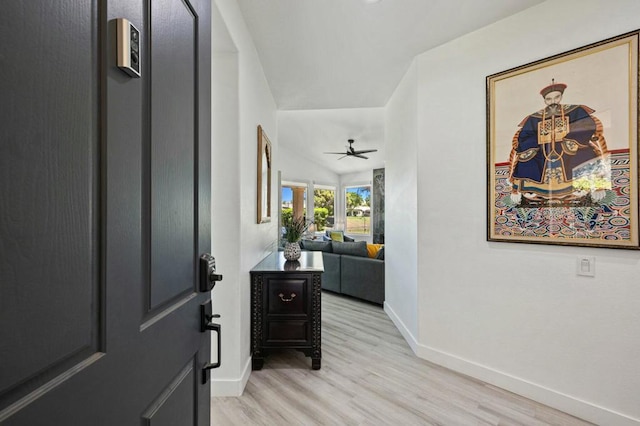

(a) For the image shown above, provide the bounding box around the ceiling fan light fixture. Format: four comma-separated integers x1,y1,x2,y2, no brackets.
323,139,378,160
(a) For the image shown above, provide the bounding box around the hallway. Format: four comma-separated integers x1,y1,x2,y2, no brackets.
211,292,591,425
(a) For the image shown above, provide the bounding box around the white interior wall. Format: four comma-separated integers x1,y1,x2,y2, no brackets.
383,1,640,424
210,1,240,396
278,145,340,186
339,170,371,187
384,60,419,344
210,0,278,396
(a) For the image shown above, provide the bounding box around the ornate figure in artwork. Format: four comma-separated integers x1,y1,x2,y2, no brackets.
508,80,610,206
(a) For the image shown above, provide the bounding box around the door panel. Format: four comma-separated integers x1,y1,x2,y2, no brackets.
0,0,212,424
142,361,196,426
0,0,101,407
149,0,197,310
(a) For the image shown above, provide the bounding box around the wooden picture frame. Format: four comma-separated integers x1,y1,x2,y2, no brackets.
487,30,639,249
257,125,272,224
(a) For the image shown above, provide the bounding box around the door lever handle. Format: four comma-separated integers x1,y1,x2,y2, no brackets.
202,322,221,384
201,301,222,384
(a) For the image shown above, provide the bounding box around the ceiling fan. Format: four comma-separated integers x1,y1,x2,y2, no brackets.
324,139,378,160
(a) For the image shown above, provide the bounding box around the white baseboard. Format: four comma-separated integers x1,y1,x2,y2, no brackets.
383,301,638,426
416,344,639,426
384,300,419,353
210,356,252,397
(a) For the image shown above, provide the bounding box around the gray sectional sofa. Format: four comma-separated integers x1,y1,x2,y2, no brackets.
300,239,384,305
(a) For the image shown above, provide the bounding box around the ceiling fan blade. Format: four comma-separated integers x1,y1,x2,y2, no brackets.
325,139,376,160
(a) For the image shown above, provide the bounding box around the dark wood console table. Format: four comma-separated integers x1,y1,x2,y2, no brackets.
250,251,323,370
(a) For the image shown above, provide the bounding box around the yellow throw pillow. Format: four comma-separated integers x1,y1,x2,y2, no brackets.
330,231,344,242
366,243,384,258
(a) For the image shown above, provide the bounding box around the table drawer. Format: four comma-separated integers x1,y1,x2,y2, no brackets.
267,277,307,315
266,320,309,343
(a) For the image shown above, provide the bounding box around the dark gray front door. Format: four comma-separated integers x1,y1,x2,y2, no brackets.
0,1,213,424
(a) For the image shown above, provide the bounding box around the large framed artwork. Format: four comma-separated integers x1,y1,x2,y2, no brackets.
487,30,639,249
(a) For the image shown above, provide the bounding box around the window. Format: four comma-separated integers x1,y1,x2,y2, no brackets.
345,185,371,235
313,186,335,231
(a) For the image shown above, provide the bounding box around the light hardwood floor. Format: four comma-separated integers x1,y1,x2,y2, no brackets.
211,291,592,425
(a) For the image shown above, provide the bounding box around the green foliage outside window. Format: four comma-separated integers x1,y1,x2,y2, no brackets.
281,208,293,225
281,207,330,232
313,189,334,231
313,208,329,231
314,190,335,216
345,191,363,211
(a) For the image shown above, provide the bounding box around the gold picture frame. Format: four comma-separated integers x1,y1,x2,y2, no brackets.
487,30,639,249
257,125,272,224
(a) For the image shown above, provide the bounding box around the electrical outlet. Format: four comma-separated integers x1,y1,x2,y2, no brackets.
577,256,595,277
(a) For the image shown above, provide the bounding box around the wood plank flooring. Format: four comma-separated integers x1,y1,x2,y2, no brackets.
211,291,593,425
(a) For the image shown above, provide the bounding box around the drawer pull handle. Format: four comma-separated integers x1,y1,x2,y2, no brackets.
278,292,296,302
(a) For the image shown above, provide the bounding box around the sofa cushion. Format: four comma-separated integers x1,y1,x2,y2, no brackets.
375,246,385,260
300,239,333,252
331,240,368,257
324,230,355,242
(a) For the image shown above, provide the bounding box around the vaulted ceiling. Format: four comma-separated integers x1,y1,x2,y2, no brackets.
236,0,545,174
